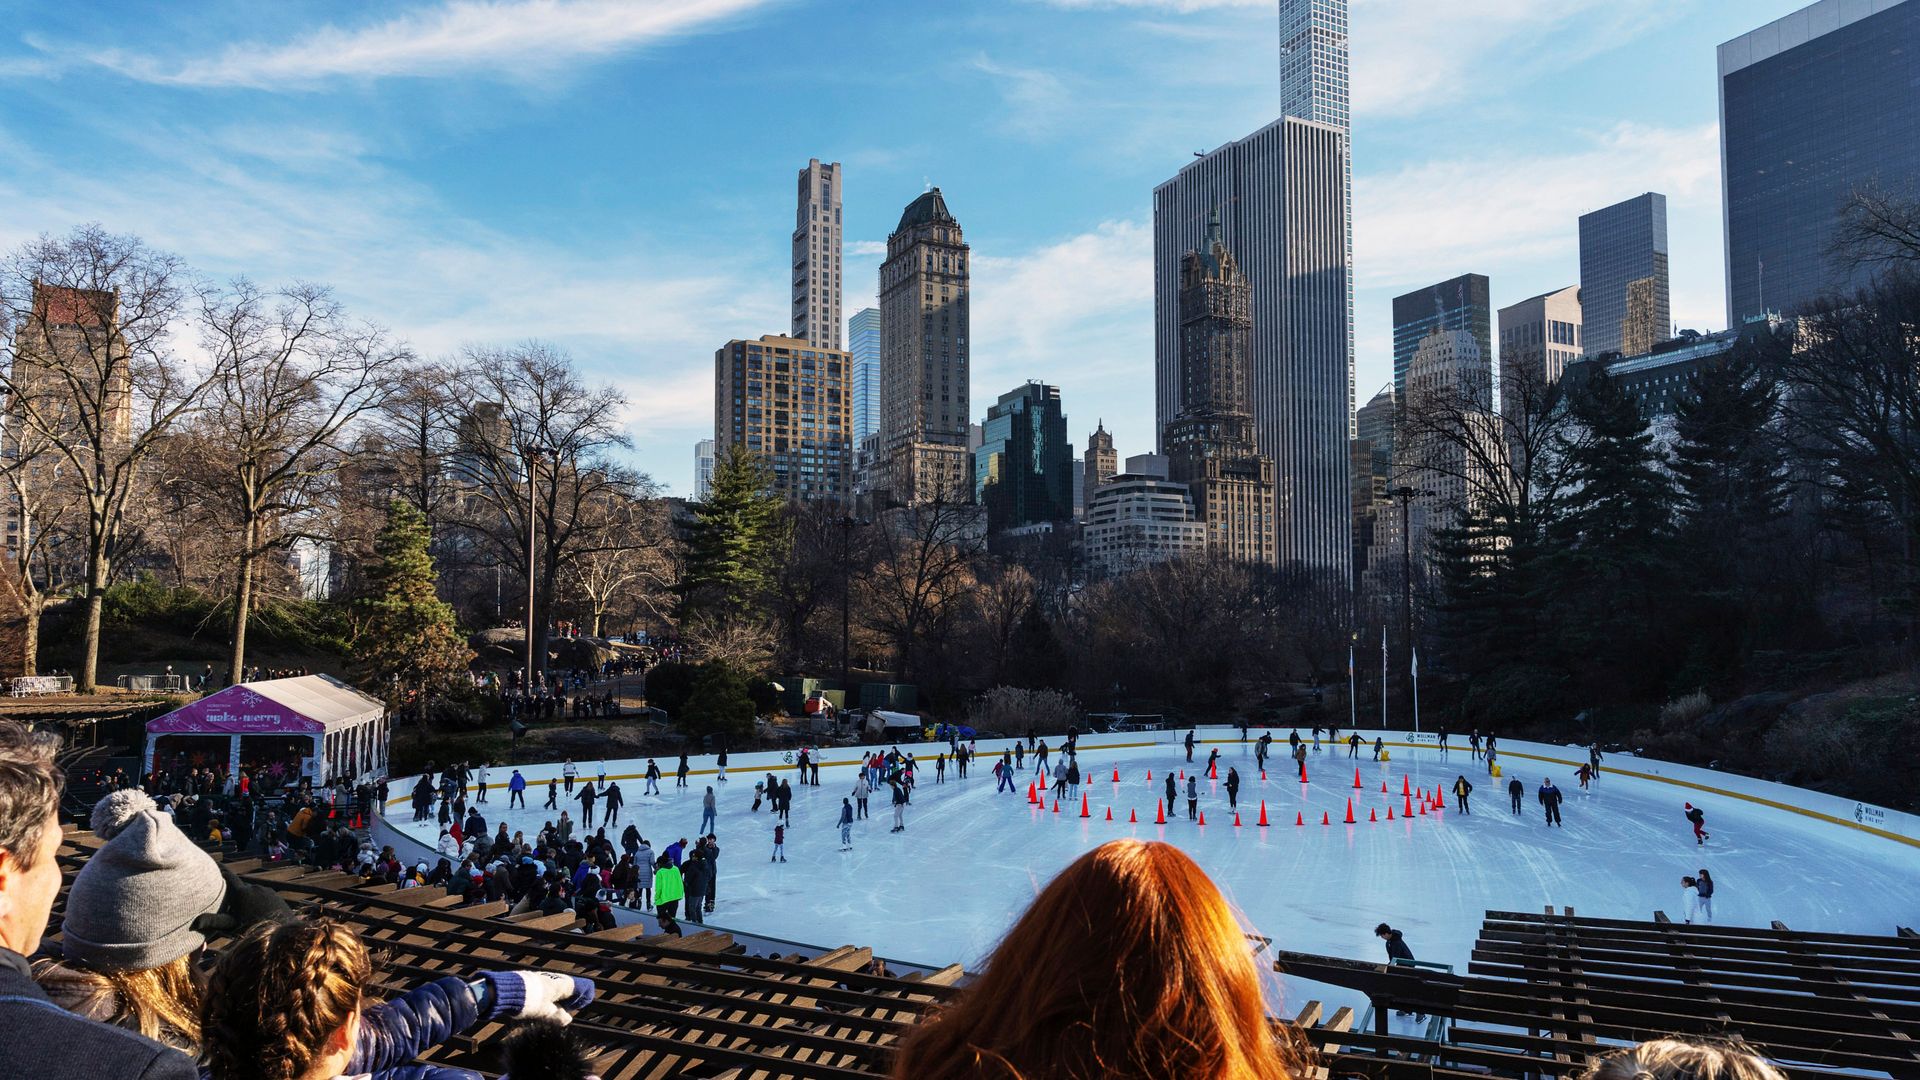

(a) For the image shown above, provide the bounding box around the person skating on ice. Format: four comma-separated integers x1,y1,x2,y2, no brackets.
544,777,558,810
508,768,527,808
676,752,690,788
1373,736,1384,761
1035,739,1049,775
1205,747,1220,779
1469,731,1481,760
716,749,728,782
1015,742,1025,771
1347,733,1361,758
699,785,717,834
1065,759,1080,799
1577,762,1593,789
936,753,946,783
1184,728,1196,762
1374,924,1422,1018
1164,771,1177,811
770,821,786,862
645,758,661,795
1225,767,1240,810
1256,732,1272,772
837,798,854,850
890,778,908,832
1186,775,1198,820
1452,775,1473,813
1486,746,1498,776
1288,729,1301,758
1508,775,1524,814
1695,868,1715,922
576,780,596,829
777,778,793,824
1538,777,1563,826
853,774,871,816
1437,729,1450,757
1684,803,1709,845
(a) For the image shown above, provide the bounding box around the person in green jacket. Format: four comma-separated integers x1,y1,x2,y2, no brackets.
652,854,685,935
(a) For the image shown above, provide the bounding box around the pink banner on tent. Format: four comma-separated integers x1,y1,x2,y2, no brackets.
146,686,323,735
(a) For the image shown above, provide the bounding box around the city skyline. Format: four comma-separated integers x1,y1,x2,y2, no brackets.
0,1,1823,496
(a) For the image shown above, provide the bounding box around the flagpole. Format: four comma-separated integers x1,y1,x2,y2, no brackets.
1380,625,1388,732
1412,647,1421,735
1347,638,1356,732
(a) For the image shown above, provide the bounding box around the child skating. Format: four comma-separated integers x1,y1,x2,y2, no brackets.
1684,802,1710,845
771,822,786,862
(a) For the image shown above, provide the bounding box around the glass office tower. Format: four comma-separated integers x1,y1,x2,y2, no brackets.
1579,193,1669,359
1720,0,1920,323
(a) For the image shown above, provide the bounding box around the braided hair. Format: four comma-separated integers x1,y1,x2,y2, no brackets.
201,917,371,1080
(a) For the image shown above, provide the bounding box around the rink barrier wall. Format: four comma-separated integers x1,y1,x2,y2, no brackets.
382,724,1919,851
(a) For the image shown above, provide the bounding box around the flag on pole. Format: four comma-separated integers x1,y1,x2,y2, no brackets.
1411,647,1419,678
1347,644,1353,677
1381,625,1387,661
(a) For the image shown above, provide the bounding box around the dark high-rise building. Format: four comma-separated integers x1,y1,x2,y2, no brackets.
1720,0,1920,324
878,188,971,506
974,382,1071,532
1153,117,1348,574
1163,213,1277,565
1579,193,1669,359
1391,273,1489,407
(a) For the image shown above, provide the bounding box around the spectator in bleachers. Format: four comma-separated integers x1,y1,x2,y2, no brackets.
1581,1039,1786,1080
200,917,596,1080
0,721,198,1080
892,839,1307,1080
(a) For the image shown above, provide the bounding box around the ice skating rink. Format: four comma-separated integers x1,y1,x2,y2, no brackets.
390,730,1920,995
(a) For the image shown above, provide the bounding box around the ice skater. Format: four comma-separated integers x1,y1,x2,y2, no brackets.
676,753,689,788
1205,747,1220,779
936,754,946,783
1035,740,1050,775
1452,775,1473,814
716,749,728,782
1225,767,1240,810
597,759,607,786
1015,743,1025,771
1486,746,1498,776
699,786,717,834
1589,744,1603,780
838,798,854,850
576,780,597,828
1348,733,1361,758
475,762,489,803
1539,777,1563,826
771,822,786,862
1373,736,1384,761
1508,775,1524,814
1164,771,1177,812
1256,732,1272,773
508,769,527,809
890,779,908,832
1577,762,1593,789
1695,868,1715,921
1682,875,1701,923
1186,774,1198,820
1185,728,1196,762
645,758,661,796
544,778,559,810
603,781,623,827
1437,729,1450,757
1684,803,1709,845
563,758,577,794
1469,731,1482,760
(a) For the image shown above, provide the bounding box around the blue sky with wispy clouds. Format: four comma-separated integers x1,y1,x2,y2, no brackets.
0,0,1808,495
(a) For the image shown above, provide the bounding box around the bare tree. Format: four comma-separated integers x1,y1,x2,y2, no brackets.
0,226,215,691
440,344,636,679
1831,185,1920,275
863,498,983,680
189,279,407,680
0,414,79,674
972,559,1038,684
558,485,674,638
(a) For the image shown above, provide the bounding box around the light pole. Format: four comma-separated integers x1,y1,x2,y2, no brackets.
837,515,867,693
524,445,554,694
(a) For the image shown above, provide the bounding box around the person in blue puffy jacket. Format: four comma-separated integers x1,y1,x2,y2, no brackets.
200,917,595,1080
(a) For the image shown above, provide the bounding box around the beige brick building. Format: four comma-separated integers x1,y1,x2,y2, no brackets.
713,334,852,501
878,188,971,507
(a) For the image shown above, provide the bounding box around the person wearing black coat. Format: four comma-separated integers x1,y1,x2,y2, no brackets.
1538,779,1564,826
1508,776,1525,814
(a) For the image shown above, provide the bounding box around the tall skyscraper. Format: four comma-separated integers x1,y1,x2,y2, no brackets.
879,188,971,506
1154,118,1349,574
1394,327,1494,573
1579,193,1669,358
1163,214,1278,566
693,438,715,502
1278,0,1354,436
848,307,880,443
1720,0,1920,324
1084,421,1117,509
1349,385,1393,582
713,334,852,501
792,159,843,349
1496,285,1582,422
974,382,1071,532
1391,274,1490,407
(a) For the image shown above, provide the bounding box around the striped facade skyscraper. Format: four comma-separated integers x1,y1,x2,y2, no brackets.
1153,117,1351,576
791,159,842,349
1279,0,1353,435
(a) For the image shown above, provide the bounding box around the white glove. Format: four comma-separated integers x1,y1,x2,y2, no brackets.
481,970,597,1025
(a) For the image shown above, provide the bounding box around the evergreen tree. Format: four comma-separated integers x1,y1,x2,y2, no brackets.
1670,345,1793,683
679,661,755,741
681,444,782,615
357,499,473,724
1542,369,1678,704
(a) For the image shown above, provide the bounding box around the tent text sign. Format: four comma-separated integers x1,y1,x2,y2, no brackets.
147,687,324,735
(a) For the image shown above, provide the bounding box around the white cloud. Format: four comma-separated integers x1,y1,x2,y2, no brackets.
81,0,771,88
1354,122,1720,290
1032,0,1265,10
847,240,888,257
1351,0,1674,118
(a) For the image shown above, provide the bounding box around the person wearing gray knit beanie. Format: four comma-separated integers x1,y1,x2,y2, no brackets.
32,789,227,1051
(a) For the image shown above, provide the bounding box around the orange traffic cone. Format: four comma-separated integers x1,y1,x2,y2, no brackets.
1257,801,1270,826
1295,811,1304,826
1299,763,1308,782
1344,798,1356,824
1080,793,1091,818
1369,807,1378,822
1353,768,1363,789
1208,761,1217,779
1418,802,1427,816
1027,781,1038,804
1155,799,1166,824
1234,811,1242,826
1179,770,1185,781
1403,775,1412,796
1146,769,1152,781
1381,780,1389,793
1129,808,1138,823
1434,788,1446,810
1321,811,1330,825
1105,805,1113,821
1198,810,1207,825
1260,769,1267,780
1052,798,1060,814
1387,806,1395,820
1112,766,1120,782
1403,793,1414,816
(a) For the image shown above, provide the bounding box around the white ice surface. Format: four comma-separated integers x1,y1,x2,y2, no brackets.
393,732,1920,1011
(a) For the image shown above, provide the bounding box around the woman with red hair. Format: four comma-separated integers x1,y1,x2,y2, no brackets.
892,839,1307,1079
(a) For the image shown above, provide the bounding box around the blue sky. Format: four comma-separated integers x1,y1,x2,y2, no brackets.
0,0,1811,496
